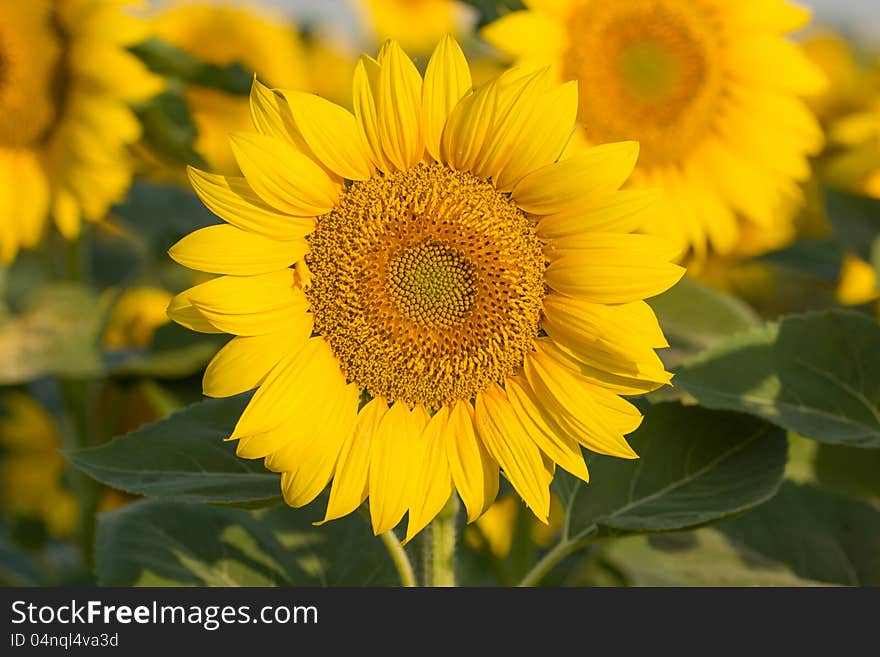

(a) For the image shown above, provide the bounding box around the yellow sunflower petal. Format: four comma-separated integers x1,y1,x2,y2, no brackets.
320,397,389,524
545,233,684,303
368,401,430,535
183,270,308,336
166,291,223,334
505,377,590,483
445,400,499,524
512,142,640,214
376,40,424,171
525,345,641,459
439,77,499,171
353,54,394,172
187,168,314,240
537,189,660,239
229,131,341,215
278,89,375,180
422,34,472,162
249,79,296,145
474,384,552,522
281,383,359,508
203,325,312,398
232,337,339,443
468,68,577,190
169,224,308,276
404,407,454,543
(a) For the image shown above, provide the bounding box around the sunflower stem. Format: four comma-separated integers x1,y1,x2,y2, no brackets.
517,536,593,587
378,530,417,588
423,495,459,587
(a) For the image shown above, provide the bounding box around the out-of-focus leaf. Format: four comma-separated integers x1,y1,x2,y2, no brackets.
814,443,880,501
601,530,829,587
459,0,525,27
96,500,403,586
757,239,844,282
675,311,880,447
554,403,786,542
720,481,880,586
824,187,880,264
104,323,223,380
113,181,218,253
0,284,103,384
648,278,759,366
66,394,279,507
134,89,206,168
131,39,252,95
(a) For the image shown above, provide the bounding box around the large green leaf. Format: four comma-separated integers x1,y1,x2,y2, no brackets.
720,481,880,586
600,530,829,587
815,443,880,501
555,402,786,542
66,394,280,507
647,278,759,367
96,500,403,586
675,311,880,447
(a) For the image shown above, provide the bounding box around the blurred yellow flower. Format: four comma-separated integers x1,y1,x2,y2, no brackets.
464,493,564,559
0,0,162,263
101,286,173,350
355,0,473,53
483,0,826,260
800,31,862,123
168,36,682,540
835,254,880,306
826,97,880,199
0,393,79,538
153,3,307,174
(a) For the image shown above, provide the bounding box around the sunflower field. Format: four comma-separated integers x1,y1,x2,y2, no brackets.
1,0,879,591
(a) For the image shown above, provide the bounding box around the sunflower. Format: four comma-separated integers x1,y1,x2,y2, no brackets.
101,285,173,350
0,0,162,264
0,392,79,538
482,0,826,259
168,37,683,540
152,3,307,175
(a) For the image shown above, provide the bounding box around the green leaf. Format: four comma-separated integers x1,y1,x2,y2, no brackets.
134,89,206,168
675,310,880,447
757,239,844,283
555,402,786,542
720,481,880,586
66,394,281,507
814,443,880,501
104,323,223,380
601,529,830,587
459,0,525,27
96,500,403,586
824,187,880,264
131,39,252,95
648,278,759,366
113,181,218,254
0,284,103,384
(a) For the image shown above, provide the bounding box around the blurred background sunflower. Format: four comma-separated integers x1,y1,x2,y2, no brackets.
0,0,162,263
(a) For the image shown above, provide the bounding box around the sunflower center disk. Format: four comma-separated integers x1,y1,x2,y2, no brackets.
564,0,722,165
306,163,546,409
0,4,63,148
387,241,478,327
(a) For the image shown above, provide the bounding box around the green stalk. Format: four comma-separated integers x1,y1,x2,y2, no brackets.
378,531,417,587
423,495,459,587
